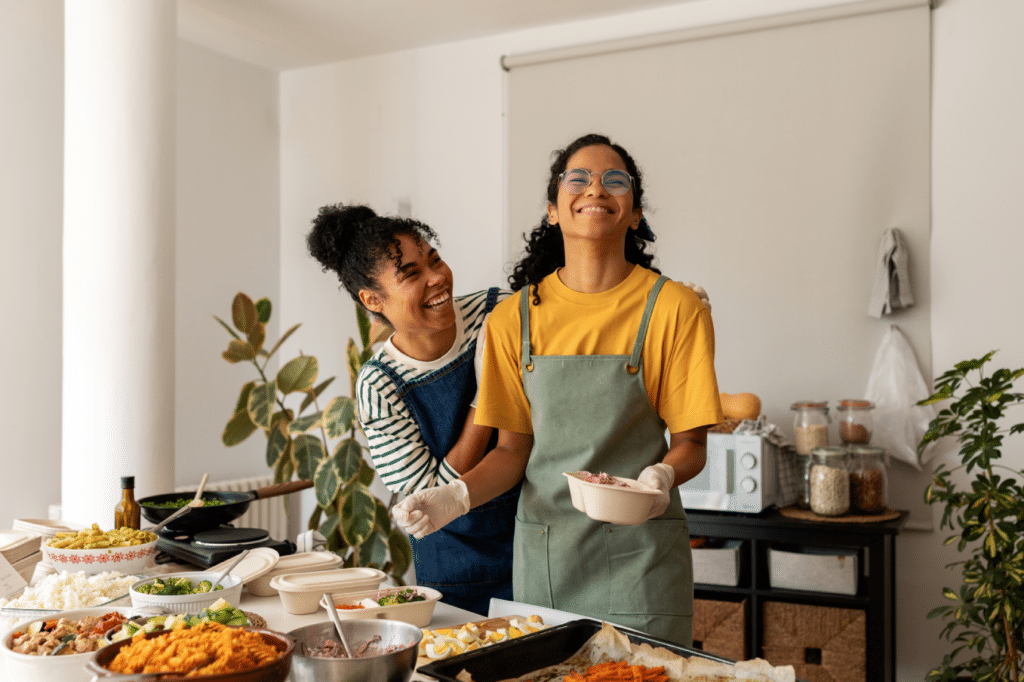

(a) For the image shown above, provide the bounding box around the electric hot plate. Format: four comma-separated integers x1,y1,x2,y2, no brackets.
155,525,295,567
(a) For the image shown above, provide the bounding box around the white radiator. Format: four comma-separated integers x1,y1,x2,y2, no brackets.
175,474,288,541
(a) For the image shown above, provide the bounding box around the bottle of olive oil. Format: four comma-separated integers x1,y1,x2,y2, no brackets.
114,476,141,530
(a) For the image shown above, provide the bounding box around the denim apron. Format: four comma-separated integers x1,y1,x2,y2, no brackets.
512,276,694,645
368,288,519,615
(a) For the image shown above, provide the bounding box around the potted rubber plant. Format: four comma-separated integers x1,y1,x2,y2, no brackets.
215,292,411,583
919,351,1024,682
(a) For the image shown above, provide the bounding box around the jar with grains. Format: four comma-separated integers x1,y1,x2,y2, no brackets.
809,446,850,516
791,401,830,456
836,399,874,444
849,445,888,513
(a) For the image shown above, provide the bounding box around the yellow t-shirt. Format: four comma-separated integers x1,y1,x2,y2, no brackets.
476,265,723,435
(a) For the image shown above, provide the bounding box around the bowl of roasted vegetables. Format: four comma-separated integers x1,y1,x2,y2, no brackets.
107,598,252,642
42,525,157,576
2,607,130,682
129,572,242,614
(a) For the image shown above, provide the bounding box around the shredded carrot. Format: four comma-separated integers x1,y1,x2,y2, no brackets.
564,661,667,682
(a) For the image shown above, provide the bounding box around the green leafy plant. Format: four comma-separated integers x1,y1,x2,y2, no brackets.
919,351,1024,682
215,292,411,583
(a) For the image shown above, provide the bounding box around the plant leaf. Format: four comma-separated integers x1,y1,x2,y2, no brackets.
264,323,301,362
273,443,294,485
247,322,266,353
314,456,341,508
247,381,278,429
231,293,259,334
235,381,256,413
323,396,357,439
388,527,412,579
300,377,336,414
255,298,272,324
332,438,363,484
318,512,340,541
222,408,257,446
288,411,323,434
357,529,388,568
266,423,290,468
293,433,326,481
213,315,241,341
223,339,256,363
339,482,376,547
277,356,318,394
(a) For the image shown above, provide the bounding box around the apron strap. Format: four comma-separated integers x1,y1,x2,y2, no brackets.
627,275,670,373
519,288,533,376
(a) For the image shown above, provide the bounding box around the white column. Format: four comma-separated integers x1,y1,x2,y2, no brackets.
63,0,176,526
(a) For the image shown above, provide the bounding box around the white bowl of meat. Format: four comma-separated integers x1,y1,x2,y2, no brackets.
563,471,661,525
42,525,157,577
1,607,130,682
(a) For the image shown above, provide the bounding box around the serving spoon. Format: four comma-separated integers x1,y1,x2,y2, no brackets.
146,473,211,534
323,592,355,658
210,549,249,591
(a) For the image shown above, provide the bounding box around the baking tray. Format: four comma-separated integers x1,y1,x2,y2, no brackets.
417,618,734,682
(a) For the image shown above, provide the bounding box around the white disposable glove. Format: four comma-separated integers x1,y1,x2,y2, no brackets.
393,479,471,539
681,281,711,314
638,462,676,520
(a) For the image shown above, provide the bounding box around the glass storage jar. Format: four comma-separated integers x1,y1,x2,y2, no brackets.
849,445,888,513
837,399,874,444
809,446,850,516
792,401,830,456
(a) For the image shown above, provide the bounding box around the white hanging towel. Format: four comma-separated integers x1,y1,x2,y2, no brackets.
868,227,914,318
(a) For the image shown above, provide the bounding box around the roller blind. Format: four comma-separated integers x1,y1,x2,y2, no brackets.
504,0,932,520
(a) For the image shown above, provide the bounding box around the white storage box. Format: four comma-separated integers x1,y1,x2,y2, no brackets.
692,540,742,586
769,546,858,595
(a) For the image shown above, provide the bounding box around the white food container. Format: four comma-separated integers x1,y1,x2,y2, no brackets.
247,551,343,597
129,572,243,614
2,606,131,682
269,567,386,615
562,471,660,525
768,546,859,595
692,540,743,587
319,586,442,627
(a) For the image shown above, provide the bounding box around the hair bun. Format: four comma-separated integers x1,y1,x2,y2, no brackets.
307,203,379,275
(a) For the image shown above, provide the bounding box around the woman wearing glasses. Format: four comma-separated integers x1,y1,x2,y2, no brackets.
306,204,519,615
395,133,722,645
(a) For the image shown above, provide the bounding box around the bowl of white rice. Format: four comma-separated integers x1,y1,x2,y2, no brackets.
0,571,137,635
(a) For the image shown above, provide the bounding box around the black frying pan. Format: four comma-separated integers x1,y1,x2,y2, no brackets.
139,480,313,533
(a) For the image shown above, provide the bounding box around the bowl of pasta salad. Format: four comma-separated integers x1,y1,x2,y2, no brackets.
42,525,157,576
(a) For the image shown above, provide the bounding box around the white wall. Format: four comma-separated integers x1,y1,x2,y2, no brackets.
175,40,281,488
0,1,64,527
279,0,1024,679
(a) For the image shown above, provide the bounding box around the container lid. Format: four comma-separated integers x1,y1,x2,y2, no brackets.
207,546,280,584
838,399,874,410
265,550,342,575
791,401,828,410
811,446,848,457
269,567,386,593
121,476,135,488
848,445,886,456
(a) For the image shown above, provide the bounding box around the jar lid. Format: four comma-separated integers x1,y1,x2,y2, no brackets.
848,445,885,456
838,399,874,410
791,401,828,410
811,446,848,457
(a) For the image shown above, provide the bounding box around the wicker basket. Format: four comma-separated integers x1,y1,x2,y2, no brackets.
692,598,746,661
762,601,866,682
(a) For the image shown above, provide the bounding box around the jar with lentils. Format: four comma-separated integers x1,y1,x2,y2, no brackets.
809,446,850,516
836,399,874,445
848,445,888,513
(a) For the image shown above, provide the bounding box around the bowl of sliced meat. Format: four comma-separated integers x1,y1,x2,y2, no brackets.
1,607,130,682
563,471,661,525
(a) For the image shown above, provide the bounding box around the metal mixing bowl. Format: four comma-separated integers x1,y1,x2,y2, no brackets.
287,619,422,682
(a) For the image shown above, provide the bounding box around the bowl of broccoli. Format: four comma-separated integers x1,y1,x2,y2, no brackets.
129,572,243,614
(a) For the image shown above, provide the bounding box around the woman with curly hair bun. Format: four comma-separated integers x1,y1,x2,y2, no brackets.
395,134,722,644
306,203,518,615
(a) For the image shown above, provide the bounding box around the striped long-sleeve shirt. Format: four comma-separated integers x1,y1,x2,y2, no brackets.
356,289,511,494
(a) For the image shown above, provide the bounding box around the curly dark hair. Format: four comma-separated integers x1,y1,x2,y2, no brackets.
306,203,439,326
507,133,659,303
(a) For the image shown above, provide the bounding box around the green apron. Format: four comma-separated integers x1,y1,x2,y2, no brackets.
511,275,694,645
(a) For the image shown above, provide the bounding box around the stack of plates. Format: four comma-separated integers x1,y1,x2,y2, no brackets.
0,529,43,584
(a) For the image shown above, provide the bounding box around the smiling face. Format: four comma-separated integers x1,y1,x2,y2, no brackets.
358,233,455,353
547,144,642,243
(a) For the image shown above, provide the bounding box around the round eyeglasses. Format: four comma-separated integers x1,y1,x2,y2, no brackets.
559,168,634,196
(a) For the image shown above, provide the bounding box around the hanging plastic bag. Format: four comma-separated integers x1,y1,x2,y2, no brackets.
864,325,936,469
